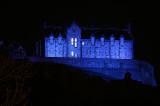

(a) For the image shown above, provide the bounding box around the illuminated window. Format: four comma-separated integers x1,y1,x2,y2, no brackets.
75,38,77,47
75,38,77,42
82,42,84,45
71,38,74,45
71,51,74,56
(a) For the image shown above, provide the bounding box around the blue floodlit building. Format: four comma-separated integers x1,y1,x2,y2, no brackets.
33,22,156,86
44,22,133,59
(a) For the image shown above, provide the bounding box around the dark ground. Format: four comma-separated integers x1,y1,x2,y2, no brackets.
0,51,160,105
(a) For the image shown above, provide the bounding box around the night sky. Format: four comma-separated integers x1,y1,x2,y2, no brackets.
1,1,160,81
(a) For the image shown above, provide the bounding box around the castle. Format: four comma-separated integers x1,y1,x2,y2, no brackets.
29,22,156,86
45,22,133,59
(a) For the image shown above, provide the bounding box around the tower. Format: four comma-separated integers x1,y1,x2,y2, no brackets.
66,22,81,57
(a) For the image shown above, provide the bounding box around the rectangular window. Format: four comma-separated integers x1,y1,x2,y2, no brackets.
59,50,63,55
75,38,77,42
50,49,54,54
82,42,84,45
71,51,74,56
88,49,90,56
75,53,77,57
71,38,74,45
96,49,99,56
116,51,119,56
111,42,114,46
75,38,77,47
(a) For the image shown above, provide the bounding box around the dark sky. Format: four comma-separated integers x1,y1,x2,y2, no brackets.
1,1,160,78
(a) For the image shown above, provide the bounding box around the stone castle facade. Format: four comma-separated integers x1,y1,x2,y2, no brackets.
45,22,133,59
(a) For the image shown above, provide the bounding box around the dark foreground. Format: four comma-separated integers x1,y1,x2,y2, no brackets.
0,53,160,105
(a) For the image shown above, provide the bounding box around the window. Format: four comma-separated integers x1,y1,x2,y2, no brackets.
125,52,129,57
96,49,99,56
88,50,90,56
111,42,114,46
59,50,63,55
116,51,119,56
75,53,77,57
50,49,54,54
75,38,77,42
71,51,74,56
82,42,84,45
75,38,77,47
106,51,109,56
105,49,109,56
71,38,74,45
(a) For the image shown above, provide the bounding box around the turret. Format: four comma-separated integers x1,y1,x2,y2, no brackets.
58,33,62,44
91,33,95,45
49,33,54,44
120,34,125,46
110,34,115,46
100,34,105,45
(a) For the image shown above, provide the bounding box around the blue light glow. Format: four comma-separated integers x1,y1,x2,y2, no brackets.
45,23,133,59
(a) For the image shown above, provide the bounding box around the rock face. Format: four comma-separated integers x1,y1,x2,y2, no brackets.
26,57,156,86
